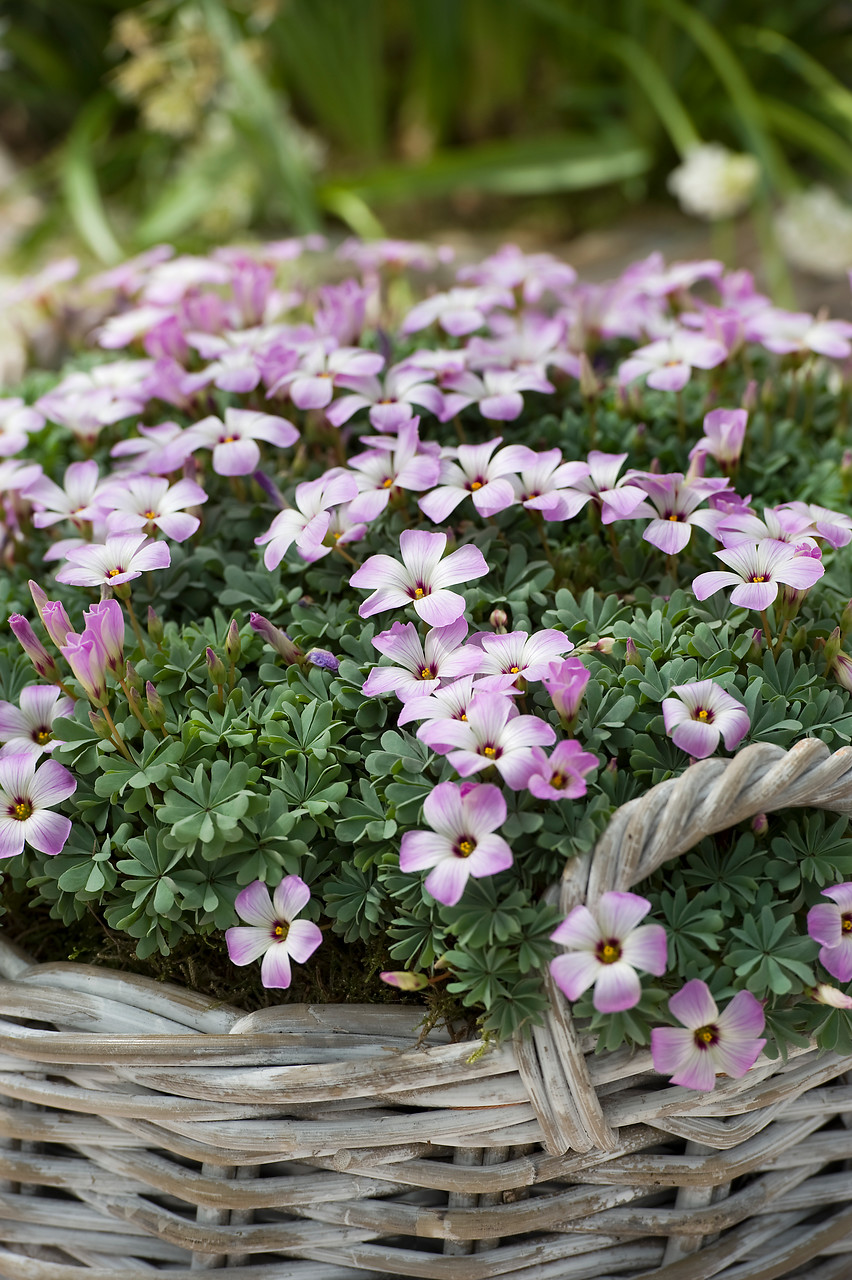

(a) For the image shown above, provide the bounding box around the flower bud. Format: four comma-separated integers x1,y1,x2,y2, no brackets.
28,579,49,619
147,607,164,644
624,636,643,668
146,681,166,727
124,660,143,695
9,614,61,681
61,632,109,706
83,599,125,676
741,379,757,413
747,628,763,663
380,971,428,992
206,647,227,684
225,619,241,664
542,657,590,725
127,685,147,722
88,709,115,740
489,607,509,633
832,651,852,693
807,983,852,1010
841,600,852,639
249,612,303,664
577,636,615,655
306,648,339,673
791,625,808,653
752,813,768,837
42,600,76,648
824,627,843,667
760,377,775,409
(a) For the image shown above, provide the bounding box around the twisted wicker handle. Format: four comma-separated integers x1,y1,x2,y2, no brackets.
517,740,852,1156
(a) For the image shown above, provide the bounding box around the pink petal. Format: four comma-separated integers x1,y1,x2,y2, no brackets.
466,833,513,878
430,543,489,590
669,978,718,1030
823,883,852,912
596,891,651,940
155,512,200,542
621,923,668,976
0,817,25,859
285,919,323,963
418,486,468,523
460,782,506,836
592,962,642,1012
808,903,842,947
550,950,600,1001
213,437,261,475
715,989,766,1042
27,759,76,808
414,589,466,627
130,541,172,573
819,940,852,983
665,1040,719,1092
711,1036,766,1079
551,904,601,950
643,519,692,555
424,857,471,906
650,1025,696,1076
272,874,311,922
21,808,72,856
226,924,271,966
400,829,453,872
729,579,778,610
260,943,293,988
671,718,721,759
691,570,741,600
234,879,276,927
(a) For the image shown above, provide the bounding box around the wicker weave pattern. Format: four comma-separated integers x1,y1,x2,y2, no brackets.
2,739,852,1277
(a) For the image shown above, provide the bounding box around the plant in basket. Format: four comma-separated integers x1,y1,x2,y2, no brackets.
3,239,852,1275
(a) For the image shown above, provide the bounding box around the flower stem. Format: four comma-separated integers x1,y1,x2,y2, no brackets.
123,596,148,657
773,617,791,659
119,676,151,732
334,543,360,569
759,608,774,652
100,705,135,762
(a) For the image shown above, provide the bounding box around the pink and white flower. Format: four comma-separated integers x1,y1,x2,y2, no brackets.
418,438,521,522
346,420,441,522
524,739,598,800
267,341,384,408
397,675,519,746
0,398,44,456
401,286,514,337
503,448,593,521
55,533,171,588
440,367,554,422
0,687,74,758
188,408,299,476
326,365,445,431
627,473,730,555
418,691,555,789
557,451,647,525
350,529,488,627
362,618,482,701
457,243,577,304
688,408,748,471
225,876,322,989
103,476,208,542
651,979,766,1092
747,309,852,359
0,754,77,859
692,539,825,611
550,891,667,1012
779,502,852,550
255,472,359,569
542,657,591,724
662,680,750,759
807,883,852,983
469,628,574,691
618,328,727,392
399,780,512,906
23,460,110,529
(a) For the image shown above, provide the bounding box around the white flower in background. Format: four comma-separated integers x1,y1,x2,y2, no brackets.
668,144,760,221
775,188,852,279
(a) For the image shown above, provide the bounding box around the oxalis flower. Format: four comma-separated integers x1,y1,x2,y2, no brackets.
523,739,598,800
550,891,667,1012
807,883,852,983
651,979,766,1092
399,780,512,906
362,618,482,702
55,534,171,588
418,691,555,789
225,876,322,989
350,529,488,627
692,538,824,610
662,680,749,759
0,754,77,859
0,686,74,758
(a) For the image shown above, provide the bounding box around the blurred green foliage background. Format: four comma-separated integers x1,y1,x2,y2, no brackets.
1,0,851,264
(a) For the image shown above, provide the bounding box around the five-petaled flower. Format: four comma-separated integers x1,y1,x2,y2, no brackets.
692,538,824,610
651,979,766,1092
808,883,852,984
0,754,77,859
662,680,750,759
350,529,488,627
399,780,513,906
225,876,322,988
55,534,171,588
418,691,555,789
0,686,74,758
550,891,668,1012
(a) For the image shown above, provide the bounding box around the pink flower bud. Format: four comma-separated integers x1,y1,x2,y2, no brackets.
249,612,303,664
61,632,108,705
225,619,241,664
83,600,125,676
542,657,591,724
380,971,429,991
9,614,60,681
489,608,509,633
752,813,768,837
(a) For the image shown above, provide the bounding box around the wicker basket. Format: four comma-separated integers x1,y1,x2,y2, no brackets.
4,738,852,1279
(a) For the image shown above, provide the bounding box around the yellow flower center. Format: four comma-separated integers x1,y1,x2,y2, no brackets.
600,944,618,962
414,587,425,598
751,574,767,582
143,509,157,519
460,713,467,721
222,435,238,443
106,567,122,578
483,745,497,757
509,665,520,674
457,839,475,857
694,1024,719,1049
550,772,565,788
469,480,483,491
697,709,709,721
843,915,852,934
272,921,289,941
420,667,433,679
668,514,680,521
12,800,32,821
35,729,52,745
381,477,393,488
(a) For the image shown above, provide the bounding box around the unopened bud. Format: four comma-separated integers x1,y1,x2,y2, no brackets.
28,580,49,620
578,352,600,399
833,650,852,693
741,379,757,413
147,607,164,644
841,601,852,638
747,628,763,663
791,625,808,653
752,813,768,837
206,647,227,684
825,627,843,666
605,758,618,774
624,636,642,668
380,971,428,991
577,636,615,655
807,983,852,1009
249,612,303,664
306,648,339,673
489,607,509,633
9,614,60,681
146,681,166,726
127,686,147,722
124,660,143,694
88,709,114,740
225,619,241,664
